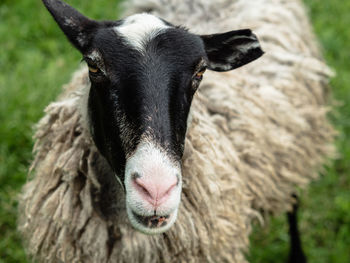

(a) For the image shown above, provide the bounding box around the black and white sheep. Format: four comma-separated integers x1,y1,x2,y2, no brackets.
19,0,335,262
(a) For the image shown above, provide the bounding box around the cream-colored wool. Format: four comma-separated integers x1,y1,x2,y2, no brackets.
19,0,335,262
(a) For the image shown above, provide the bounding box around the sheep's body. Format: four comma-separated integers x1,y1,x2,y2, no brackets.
19,0,335,262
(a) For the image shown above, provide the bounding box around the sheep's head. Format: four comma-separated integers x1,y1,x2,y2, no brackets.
43,0,263,234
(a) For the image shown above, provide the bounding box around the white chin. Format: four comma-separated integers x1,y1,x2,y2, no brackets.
126,206,178,235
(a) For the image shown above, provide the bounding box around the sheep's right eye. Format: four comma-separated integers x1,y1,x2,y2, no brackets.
82,57,101,75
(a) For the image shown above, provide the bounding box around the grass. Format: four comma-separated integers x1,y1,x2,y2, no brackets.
0,0,349,262
249,1,350,262
0,1,121,262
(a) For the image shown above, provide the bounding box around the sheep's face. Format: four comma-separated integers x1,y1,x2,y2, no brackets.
85,19,206,234
43,0,263,234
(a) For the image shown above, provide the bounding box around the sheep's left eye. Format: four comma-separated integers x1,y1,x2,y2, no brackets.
194,67,206,81
88,65,99,73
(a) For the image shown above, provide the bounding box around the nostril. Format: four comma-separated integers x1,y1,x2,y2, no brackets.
131,172,179,206
131,172,141,180
164,182,177,197
140,185,152,198
133,177,153,199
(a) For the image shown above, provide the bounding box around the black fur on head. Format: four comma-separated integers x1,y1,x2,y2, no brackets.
85,26,209,179
43,0,264,234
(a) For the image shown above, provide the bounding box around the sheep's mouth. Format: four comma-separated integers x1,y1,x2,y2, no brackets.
132,211,171,228
126,206,179,234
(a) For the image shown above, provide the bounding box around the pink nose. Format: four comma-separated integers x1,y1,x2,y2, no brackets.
132,173,178,208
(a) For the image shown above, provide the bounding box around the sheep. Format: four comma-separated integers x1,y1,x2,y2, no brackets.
18,0,335,262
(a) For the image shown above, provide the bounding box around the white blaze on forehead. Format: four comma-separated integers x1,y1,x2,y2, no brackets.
114,13,170,51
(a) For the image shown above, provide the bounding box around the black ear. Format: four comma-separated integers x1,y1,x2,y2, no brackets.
200,29,264,72
42,0,98,52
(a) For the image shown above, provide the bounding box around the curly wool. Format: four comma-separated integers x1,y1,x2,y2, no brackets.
19,0,335,262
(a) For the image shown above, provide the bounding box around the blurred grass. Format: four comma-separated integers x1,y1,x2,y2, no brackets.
0,1,122,262
0,0,349,262
249,1,350,263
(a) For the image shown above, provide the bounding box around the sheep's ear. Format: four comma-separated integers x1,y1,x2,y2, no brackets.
42,0,98,52
200,29,264,72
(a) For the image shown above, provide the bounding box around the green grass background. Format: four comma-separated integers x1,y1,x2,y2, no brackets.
0,0,349,262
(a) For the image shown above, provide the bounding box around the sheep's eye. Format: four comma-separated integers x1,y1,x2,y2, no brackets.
194,67,206,81
88,65,99,73
195,70,205,79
